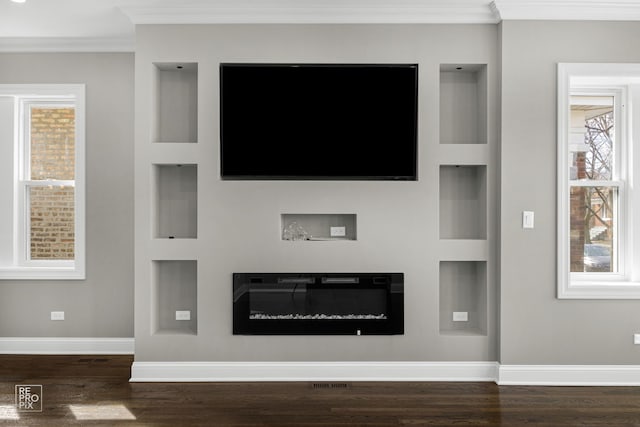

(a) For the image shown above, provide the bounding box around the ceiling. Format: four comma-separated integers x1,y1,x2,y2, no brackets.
1,0,640,52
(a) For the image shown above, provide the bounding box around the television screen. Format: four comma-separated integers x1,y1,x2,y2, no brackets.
220,63,418,180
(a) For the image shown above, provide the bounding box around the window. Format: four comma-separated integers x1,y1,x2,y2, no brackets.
557,64,640,298
0,85,85,280
569,93,621,275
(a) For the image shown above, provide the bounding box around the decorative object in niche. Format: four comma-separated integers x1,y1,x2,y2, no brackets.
283,221,309,241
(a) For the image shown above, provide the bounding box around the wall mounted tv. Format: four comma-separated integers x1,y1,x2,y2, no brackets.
220,63,418,180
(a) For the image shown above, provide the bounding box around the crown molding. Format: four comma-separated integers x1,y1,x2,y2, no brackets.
119,1,500,25
492,0,640,21
0,37,135,53
4,0,640,54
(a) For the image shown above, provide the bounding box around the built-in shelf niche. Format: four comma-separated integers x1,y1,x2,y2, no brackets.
440,64,487,145
439,165,486,240
153,164,197,239
152,62,198,143
439,261,487,336
281,214,357,241
152,260,198,335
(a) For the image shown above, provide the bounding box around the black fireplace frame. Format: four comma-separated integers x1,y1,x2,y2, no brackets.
232,272,404,335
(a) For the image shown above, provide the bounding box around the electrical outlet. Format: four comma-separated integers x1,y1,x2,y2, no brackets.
634,334,640,345
330,226,346,237
452,311,468,322
51,311,65,321
176,310,191,321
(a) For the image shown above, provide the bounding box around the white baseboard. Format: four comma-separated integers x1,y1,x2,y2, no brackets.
498,365,640,386
2,345,637,386
0,337,134,355
131,361,640,385
130,361,499,382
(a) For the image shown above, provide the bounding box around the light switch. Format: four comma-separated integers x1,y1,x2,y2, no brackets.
522,211,535,229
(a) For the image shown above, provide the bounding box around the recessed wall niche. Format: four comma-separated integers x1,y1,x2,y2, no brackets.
152,62,198,143
439,165,487,240
439,64,487,145
152,260,198,335
153,164,197,239
439,261,487,336
281,214,357,241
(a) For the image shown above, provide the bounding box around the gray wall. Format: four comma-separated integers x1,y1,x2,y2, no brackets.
0,53,134,338
4,22,637,365
134,25,499,362
500,21,640,364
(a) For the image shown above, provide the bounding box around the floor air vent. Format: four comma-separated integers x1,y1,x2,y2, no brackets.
311,382,351,390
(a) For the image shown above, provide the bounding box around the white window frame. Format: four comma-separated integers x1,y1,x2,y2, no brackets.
0,84,85,280
557,64,640,299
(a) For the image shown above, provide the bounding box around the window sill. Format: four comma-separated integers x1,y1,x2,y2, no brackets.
559,280,640,299
0,266,85,281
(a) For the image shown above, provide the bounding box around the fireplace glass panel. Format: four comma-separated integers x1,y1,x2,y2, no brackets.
249,284,388,320
233,273,403,335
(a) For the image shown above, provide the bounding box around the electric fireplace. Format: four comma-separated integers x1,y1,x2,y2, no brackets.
233,273,404,335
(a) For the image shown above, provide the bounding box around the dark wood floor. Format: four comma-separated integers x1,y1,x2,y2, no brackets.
1,355,640,426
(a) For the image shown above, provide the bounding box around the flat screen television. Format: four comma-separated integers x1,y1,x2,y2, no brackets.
220,63,418,180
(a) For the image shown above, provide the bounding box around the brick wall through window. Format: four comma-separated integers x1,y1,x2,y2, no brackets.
29,107,75,260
